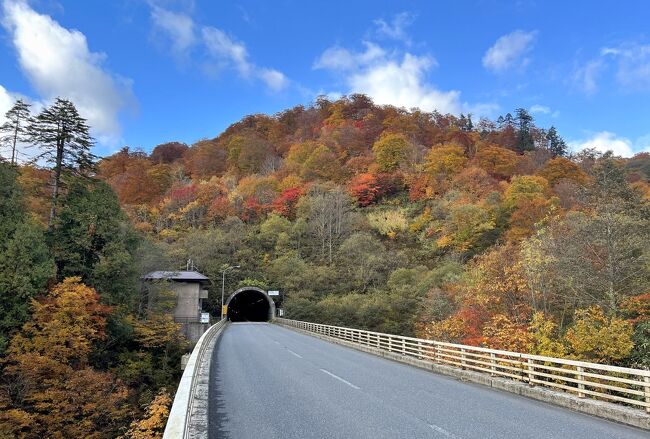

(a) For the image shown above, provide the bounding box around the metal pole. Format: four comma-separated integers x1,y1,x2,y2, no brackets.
220,265,240,320
221,270,226,319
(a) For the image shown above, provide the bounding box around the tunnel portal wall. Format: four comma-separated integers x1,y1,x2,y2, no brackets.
225,286,275,321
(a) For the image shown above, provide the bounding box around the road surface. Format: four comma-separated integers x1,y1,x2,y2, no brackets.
208,322,648,439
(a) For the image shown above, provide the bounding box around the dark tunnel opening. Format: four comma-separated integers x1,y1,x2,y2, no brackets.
227,290,271,322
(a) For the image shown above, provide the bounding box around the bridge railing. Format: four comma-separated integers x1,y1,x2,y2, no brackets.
163,318,227,439
276,318,650,413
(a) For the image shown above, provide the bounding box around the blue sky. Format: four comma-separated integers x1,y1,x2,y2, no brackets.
1,0,650,158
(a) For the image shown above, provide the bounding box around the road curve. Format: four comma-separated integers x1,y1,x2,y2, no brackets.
208,323,648,439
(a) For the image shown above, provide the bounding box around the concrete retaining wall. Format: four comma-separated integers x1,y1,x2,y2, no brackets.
163,320,228,439
276,321,650,430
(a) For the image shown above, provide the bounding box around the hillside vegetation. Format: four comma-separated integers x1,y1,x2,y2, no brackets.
97,95,650,367
1,94,648,437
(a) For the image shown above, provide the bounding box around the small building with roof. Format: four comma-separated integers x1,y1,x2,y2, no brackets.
141,270,211,343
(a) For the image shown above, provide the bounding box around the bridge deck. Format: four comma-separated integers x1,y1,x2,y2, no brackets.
208,322,648,439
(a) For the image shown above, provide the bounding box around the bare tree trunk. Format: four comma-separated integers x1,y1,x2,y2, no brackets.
11,122,18,165
49,140,64,227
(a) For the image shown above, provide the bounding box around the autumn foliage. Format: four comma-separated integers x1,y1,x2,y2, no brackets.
0,278,129,438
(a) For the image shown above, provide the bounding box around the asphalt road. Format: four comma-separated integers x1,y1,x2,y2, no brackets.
208,323,648,439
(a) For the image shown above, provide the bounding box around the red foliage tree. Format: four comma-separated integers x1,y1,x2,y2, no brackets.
349,173,381,206
272,187,304,219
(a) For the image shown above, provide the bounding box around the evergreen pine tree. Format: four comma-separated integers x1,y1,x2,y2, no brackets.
546,126,567,157
0,99,31,165
28,98,96,225
515,108,535,152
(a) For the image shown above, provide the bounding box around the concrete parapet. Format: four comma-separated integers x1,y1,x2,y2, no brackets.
163,320,228,439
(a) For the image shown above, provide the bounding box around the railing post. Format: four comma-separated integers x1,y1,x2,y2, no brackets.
643,376,650,413
435,343,441,364
577,366,586,398
490,352,496,376
388,336,392,352
417,340,423,360
527,358,534,386
402,338,406,356
460,348,466,369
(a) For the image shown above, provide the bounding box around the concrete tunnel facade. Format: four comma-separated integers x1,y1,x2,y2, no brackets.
225,286,275,322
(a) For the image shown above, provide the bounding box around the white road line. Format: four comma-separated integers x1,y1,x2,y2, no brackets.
319,369,360,390
287,349,303,358
429,423,460,438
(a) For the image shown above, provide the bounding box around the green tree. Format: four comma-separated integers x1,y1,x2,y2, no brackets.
0,163,54,353
48,179,139,308
0,99,31,165
28,98,95,225
545,126,567,157
515,108,534,153
337,233,389,292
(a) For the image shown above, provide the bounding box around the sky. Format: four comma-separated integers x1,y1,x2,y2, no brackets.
1,0,650,158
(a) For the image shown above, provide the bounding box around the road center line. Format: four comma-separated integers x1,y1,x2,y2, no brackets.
429,423,460,438
287,349,303,358
320,369,360,390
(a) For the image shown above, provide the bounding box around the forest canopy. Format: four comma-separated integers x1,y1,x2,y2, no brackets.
1,94,649,437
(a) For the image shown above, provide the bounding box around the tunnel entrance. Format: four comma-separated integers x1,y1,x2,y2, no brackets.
226,287,275,322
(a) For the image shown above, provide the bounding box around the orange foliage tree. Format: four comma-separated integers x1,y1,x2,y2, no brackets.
475,145,519,179
538,157,589,186
0,278,129,438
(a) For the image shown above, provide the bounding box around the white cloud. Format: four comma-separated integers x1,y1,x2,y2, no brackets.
568,131,650,157
258,68,288,92
530,104,550,114
348,53,461,114
482,30,537,73
374,12,415,44
0,85,15,124
313,42,386,71
202,26,287,91
529,104,559,118
601,43,650,91
202,27,252,77
315,41,495,117
571,59,604,95
1,0,132,143
150,6,196,56
147,4,288,92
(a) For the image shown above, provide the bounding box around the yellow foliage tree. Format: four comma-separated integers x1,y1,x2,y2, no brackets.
372,133,411,172
425,143,467,179
564,306,634,363
527,312,566,357
483,314,532,352
367,209,408,238
503,175,549,209
121,389,172,439
130,315,187,350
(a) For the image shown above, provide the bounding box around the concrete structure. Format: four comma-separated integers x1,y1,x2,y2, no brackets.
142,270,211,343
225,286,276,322
163,319,227,439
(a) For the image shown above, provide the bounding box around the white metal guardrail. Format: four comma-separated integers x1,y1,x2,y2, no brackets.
276,318,650,413
163,318,227,439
